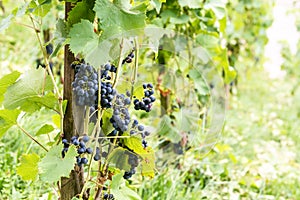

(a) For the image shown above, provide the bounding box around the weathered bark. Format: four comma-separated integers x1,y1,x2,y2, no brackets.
61,2,85,200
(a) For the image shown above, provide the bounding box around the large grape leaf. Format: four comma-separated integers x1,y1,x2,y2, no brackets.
3,69,57,113
17,153,40,181
38,144,77,183
111,172,142,200
94,0,146,33
0,71,21,104
0,109,21,138
68,19,98,56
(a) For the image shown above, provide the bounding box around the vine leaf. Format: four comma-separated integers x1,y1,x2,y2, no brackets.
27,0,52,17
0,14,13,32
94,0,146,33
17,153,40,181
204,0,226,20
0,71,21,104
69,19,98,56
111,172,142,200
178,0,202,8
122,136,155,178
35,124,55,136
188,69,210,95
158,115,181,143
0,109,20,138
123,136,146,155
140,147,155,178
0,2,28,32
38,144,77,183
107,147,131,171
52,19,68,58
3,69,57,113
67,0,95,26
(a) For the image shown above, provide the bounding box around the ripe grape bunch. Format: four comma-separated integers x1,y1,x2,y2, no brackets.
133,83,156,112
72,63,98,106
62,135,92,167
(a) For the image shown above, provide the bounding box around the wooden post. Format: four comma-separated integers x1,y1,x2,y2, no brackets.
60,2,85,200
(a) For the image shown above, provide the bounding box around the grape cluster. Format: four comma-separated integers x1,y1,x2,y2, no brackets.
62,135,92,167
109,94,131,133
99,63,118,109
93,147,108,161
133,83,156,112
103,193,114,200
123,152,139,179
122,50,134,64
72,64,98,106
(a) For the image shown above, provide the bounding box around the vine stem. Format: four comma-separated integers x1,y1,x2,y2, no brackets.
27,12,64,136
130,37,139,101
112,38,124,89
84,107,90,135
17,124,48,152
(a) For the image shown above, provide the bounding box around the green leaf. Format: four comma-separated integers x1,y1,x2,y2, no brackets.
150,0,163,13
110,171,124,190
191,47,211,64
178,0,202,8
158,115,181,143
122,136,147,155
28,0,52,17
101,110,114,135
107,147,131,171
3,69,57,113
170,14,189,24
140,147,155,178
17,153,40,181
0,109,21,138
204,0,226,20
196,31,221,57
69,19,98,56
113,186,142,200
39,144,77,183
0,14,13,32
215,49,236,83
0,3,29,32
35,124,55,136
52,19,67,58
111,172,142,200
188,69,210,95
122,136,155,178
67,0,95,26
0,71,21,104
94,0,146,33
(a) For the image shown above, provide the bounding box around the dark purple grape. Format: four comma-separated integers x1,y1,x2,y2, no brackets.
86,147,92,154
